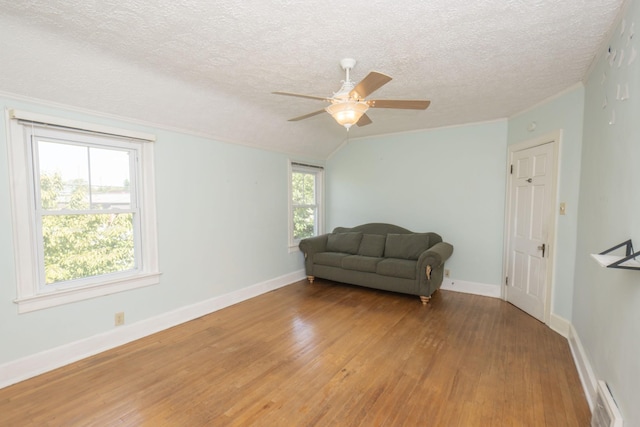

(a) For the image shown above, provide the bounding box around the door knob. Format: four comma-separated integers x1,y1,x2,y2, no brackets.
538,243,546,257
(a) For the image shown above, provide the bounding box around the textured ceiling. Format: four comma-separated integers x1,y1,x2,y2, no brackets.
0,0,625,158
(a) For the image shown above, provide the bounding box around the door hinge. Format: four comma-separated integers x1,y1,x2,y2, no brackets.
505,276,509,286
510,164,513,174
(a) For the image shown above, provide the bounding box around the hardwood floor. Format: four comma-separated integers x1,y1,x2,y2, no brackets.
0,280,590,426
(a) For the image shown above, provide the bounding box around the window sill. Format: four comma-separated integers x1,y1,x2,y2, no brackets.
289,245,301,254
14,272,162,313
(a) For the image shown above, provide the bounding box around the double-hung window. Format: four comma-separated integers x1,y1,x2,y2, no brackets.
289,161,324,248
7,110,160,312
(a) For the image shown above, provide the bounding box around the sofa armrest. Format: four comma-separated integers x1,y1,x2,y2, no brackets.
415,242,453,298
417,242,454,277
299,234,329,276
299,234,329,258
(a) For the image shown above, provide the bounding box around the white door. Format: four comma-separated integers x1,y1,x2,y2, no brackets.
505,139,557,322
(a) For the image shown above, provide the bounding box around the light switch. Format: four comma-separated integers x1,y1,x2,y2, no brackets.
559,202,566,215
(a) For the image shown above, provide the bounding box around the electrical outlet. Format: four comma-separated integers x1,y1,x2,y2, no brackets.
115,312,125,326
444,269,450,278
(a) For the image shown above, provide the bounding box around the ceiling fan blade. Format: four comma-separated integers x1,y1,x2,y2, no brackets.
356,113,372,127
367,99,431,110
288,110,326,122
272,91,330,101
349,71,392,99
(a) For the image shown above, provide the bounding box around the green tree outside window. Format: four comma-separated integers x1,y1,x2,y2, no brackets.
40,173,135,284
292,171,317,240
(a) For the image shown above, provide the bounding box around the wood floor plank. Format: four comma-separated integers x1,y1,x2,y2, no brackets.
0,280,590,426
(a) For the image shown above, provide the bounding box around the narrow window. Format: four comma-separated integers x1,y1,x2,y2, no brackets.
289,162,323,247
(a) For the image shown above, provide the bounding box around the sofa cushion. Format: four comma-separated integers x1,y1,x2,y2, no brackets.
314,252,350,267
376,258,417,280
384,233,431,260
357,234,386,257
326,232,363,255
342,255,384,273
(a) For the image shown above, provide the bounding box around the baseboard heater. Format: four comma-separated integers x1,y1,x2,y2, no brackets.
591,380,623,427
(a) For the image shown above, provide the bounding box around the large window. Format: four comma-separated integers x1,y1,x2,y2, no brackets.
7,110,160,312
289,162,324,248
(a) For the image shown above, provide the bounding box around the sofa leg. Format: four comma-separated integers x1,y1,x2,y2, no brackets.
307,276,315,284
419,295,431,305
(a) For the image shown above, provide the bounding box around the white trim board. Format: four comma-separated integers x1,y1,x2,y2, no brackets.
0,270,306,390
329,118,509,159
568,324,598,410
440,279,501,298
549,313,571,338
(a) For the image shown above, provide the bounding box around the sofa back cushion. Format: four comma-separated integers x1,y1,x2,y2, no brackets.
357,234,386,257
326,232,363,254
334,223,412,235
384,233,431,260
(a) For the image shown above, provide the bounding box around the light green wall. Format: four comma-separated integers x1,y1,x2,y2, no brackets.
326,121,508,287
325,87,586,318
507,86,585,320
0,96,305,364
573,2,640,424
2,9,638,420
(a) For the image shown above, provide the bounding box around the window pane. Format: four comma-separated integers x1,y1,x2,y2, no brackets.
42,213,135,284
303,173,315,204
38,140,89,210
292,172,306,204
37,140,132,210
90,147,131,209
292,172,317,205
293,207,316,240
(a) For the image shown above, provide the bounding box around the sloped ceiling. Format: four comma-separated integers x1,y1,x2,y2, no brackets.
0,0,625,158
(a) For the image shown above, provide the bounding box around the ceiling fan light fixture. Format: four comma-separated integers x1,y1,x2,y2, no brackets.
325,100,369,130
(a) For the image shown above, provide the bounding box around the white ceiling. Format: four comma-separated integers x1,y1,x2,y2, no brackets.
0,0,625,158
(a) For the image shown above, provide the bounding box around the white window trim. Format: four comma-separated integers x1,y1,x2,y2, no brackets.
288,160,324,251
6,109,161,313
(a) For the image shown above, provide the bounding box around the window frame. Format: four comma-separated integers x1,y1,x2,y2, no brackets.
288,161,324,250
6,109,161,313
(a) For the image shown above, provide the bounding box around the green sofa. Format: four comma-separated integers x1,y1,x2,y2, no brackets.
298,223,454,304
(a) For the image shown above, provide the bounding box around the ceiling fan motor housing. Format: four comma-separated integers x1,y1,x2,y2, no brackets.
340,58,356,71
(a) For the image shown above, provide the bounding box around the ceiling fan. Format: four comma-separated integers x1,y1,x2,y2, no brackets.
273,58,431,130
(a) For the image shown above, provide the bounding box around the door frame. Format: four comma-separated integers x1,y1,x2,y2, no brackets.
502,130,561,325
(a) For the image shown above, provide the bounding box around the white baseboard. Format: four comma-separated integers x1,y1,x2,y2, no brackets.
568,324,598,410
0,269,306,390
549,313,571,338
440,278,501,298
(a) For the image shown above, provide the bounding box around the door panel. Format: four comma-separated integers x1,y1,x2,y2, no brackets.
506,141,555,321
